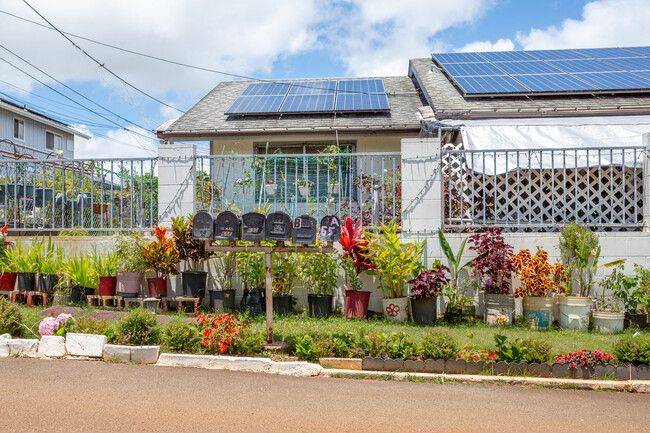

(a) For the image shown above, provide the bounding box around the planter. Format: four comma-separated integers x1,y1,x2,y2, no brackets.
592,311,625,334
308,294,333,318
181,271,207,298
209,289,236,312
37,273,58,293
382,297,409,322
410,296,437,324
0,272,17,291
70,286,94,304
445,305,476,324
328,183,340,195
16,272,35,292
234,185,249,196
625,312,647,330
265,184,278,196
98,276,117,296
558,295,591,331
52,293,69,306
484,293,515,326
345,290,370,319
116,271,143,298
272,295,293,315
34,189,54,207
523,296,556,329
298,186,310,197
147,277,167,298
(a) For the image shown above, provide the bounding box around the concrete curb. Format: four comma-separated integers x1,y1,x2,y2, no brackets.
320,368,650,393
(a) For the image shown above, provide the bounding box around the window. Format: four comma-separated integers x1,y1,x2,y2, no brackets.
46,131,62,150
66,137,74,152
13,118,24,140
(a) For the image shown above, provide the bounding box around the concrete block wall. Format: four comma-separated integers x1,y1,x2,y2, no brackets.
158,142,196,228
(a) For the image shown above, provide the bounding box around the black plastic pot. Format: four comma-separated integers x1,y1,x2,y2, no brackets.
308,294,333,318
38,274,58,293
625,312,647,329
411,296,437,324
16,272,35,292
182,271,207,298
70,286,94,304
444,305,476,324
209,289,236,312
273,295,293,315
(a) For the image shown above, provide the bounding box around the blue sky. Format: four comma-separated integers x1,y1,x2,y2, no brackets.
0,0,648,158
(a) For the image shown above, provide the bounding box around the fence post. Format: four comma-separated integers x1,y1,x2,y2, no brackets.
158,142,196,228
643,133,650,231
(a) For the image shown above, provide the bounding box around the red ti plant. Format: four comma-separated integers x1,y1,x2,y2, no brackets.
339,218,375,291
468,227,514,295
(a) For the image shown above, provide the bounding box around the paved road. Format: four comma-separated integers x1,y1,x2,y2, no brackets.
0,357,649,433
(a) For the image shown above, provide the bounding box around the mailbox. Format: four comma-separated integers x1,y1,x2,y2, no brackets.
319,215,341,243
192,211,216,240
292,215,317,245
266,211,291,242
214,211,241,241
241,212,266,242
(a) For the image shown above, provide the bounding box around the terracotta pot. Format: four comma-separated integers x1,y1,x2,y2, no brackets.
345,290,370,319
0,272,17,291
98,276,117,296
147,277,167,298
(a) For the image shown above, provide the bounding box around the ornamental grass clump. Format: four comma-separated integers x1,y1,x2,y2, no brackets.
0,298,21,335
553,350,613,369
111,308,159,346
196,312,250,354
468,227,514,295
612,334,650,366
512,248,566,297
420,329,459,360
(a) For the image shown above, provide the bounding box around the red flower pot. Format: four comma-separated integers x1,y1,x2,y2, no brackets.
98,276,117,296
0,272,17,291
147,277,167,298
345,290,370,319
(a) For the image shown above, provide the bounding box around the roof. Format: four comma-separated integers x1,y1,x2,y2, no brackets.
0,98,90,139
157,76,427,139
409,58,650,120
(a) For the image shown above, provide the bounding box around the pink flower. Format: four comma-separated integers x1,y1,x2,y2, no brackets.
39,317,60,336
56,313,72,325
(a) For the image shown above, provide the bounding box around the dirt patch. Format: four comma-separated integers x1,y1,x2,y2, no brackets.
38,306,83,317
84,310,126,322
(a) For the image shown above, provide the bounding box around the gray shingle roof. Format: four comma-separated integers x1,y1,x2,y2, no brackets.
409,58,650,119
158,76,427,138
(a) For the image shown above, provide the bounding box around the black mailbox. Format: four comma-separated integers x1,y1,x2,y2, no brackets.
192,211,216,240
241,212,266,242
266,211,291,242
292,215,317,245
214,211,241,241
319,215,341,242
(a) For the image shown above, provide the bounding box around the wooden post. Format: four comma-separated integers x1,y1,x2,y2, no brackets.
265,251,273,343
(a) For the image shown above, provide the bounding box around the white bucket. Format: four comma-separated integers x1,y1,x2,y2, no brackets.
484,294,515,326
523,296,556,329
558,296,591,331
382,297,409,322
592,311,625,334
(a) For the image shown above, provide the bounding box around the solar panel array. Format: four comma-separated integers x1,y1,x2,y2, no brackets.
431,46,650,97
225,79,390,115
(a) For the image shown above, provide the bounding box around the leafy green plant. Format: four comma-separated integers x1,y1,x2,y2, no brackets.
171,215,213,272
0,298,21,335
163,318,201,353
272,252,300,296
69,317,108,335
612,334,650,365
113,232,147,273
301,251,338,296
213,251,237,291
5,241,41,273
140,226,179,278
420,329,459,360
111,308,159,345
438,229,475,306
494,333,522,362
65,254,98,289
237,251,265,289
518,338,552,363
92,251,120,277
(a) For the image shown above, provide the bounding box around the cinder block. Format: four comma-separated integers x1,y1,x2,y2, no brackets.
65,333,107,357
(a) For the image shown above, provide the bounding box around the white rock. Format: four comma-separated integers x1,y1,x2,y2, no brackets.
130,346,160,364
0,333,10,341
103,344,131,362
7,338,39,356
38,336,66,357
211,355,272,372
268,361,323,376
65,333,107,357
0,335,9,357
156,353,217,368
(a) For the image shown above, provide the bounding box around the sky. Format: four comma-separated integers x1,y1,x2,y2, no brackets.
0,0,649,159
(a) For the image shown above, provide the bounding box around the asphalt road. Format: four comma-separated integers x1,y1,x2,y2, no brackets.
0,357,649,433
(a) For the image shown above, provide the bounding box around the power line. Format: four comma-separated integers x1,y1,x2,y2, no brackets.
21,0,185,114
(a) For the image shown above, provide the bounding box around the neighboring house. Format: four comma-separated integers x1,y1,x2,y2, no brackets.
0,98,89,159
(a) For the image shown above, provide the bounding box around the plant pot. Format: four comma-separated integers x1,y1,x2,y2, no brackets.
328,183,340,194
345,290,370,319
625,312,647,329
16,272,35,292
52,293,69,306
484,293,515,326
147,277,167,298
558,295,591,331
0,272,17,291
234,185,249,196
116,271,143,298
37,273,58,293
445,305,476,324
98,276,117,296
382,297,409,322
523,296,556,329
273,295,293,315
182,271,207,298
592,311,625,334
410,296,437,324
298,186,310,196
308,294,333,318
70,286,94,304
35,189,54,207
265,184,278,196
209,289,236,312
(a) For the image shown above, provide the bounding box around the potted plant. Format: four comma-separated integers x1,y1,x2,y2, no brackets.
140,226,179,298
210,251,237,312
271,252,300,315
65,254,97,304
237,250,265,314
5,241,39,292
438,229,477,323
295,178,313,197
597,265,630,333
628,264,650,328
265,179,278,196
36,240,63,294
339,218,375,319
328,178,340,195
513,248,566,329
114,232,147,298
234,176,253,195
468,227,515,326
92,251,120,296
408,260,449,324
0,223,16,292
365,219,424,322
172,215,213,299
301,250,338,318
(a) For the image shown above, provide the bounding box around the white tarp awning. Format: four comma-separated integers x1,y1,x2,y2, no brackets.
447,116,650,175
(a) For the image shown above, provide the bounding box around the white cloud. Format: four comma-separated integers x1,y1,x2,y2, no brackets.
516,0,650,49
73,125,158,159
458,38,514,53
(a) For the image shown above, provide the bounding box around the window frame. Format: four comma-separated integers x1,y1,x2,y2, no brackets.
13,117,25,141
46,130,63,151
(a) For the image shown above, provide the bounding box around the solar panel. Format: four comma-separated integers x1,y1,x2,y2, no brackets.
526,49,590,61
626,47,650,56
634,71,650,81
280,94,335,112
440,62,505,76
431,52,486,63
575,47,641,59
288,80,336,95
338,79,386,94
479,51,535,62
335,93,390,111
241,82,291,96
225,95,285,114
494,61,561,75
601,57,650,71
573,72,650,90
547,59,622,73
512,74,596,92
453,75,529,94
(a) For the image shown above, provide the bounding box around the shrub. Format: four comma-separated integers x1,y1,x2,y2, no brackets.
294,334,332,361
420,329,459,360
553,350,613,368
232,329,266,356
163,318,201,353
612,334,650,366
196,313,250,354
70,317,108,335
0,298,21,335
518,338,552,363
111,308,159,345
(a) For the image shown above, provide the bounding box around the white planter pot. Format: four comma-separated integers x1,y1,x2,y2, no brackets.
265,184,277,196
234,185,249,196
523,296,556,329
592,311,625,334
298,186,310,196
382,297,409,322
328,183,340,194
558,295,591,331
484,293,515,326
